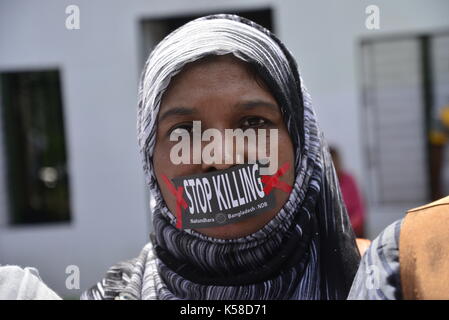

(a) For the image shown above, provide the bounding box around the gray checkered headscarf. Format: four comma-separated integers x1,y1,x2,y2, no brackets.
82,14,360,300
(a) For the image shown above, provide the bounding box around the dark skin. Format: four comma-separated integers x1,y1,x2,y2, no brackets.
153,55,295,239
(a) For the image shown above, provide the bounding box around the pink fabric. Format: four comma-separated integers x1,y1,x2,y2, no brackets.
338,171,365,237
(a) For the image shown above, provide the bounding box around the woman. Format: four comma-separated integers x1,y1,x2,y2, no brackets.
81,14,360,300
329,146,366,238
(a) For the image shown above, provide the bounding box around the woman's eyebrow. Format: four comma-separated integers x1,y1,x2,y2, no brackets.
158,106,198,123
235,100,279,112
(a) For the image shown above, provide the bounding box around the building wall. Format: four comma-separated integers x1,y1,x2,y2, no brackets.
0,0,448,298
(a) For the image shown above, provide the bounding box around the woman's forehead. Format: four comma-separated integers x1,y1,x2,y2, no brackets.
167,55,255,85
160,55,273,104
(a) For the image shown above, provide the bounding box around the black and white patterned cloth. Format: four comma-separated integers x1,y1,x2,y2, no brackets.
348,219,403,300
81,14,360,300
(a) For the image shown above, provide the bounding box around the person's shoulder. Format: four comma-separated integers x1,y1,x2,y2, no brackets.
80,258,138,300
400,196,449,249
80,241,156,300
407,195,449,213
347,219,403,300
400,196,449,299
0,265,61,300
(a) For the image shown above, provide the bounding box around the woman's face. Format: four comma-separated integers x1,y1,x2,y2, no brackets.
153,55,295,239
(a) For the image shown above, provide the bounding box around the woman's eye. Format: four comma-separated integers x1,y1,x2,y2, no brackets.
169,123,193,136
241,117,270,129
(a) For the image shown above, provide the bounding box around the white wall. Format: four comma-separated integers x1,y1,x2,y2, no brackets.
276,0,449,238
0,0,448,298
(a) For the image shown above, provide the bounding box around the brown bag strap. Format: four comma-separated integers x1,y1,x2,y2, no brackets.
399,196,449,299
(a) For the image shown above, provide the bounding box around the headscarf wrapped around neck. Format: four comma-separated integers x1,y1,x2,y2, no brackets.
83,14,360,300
